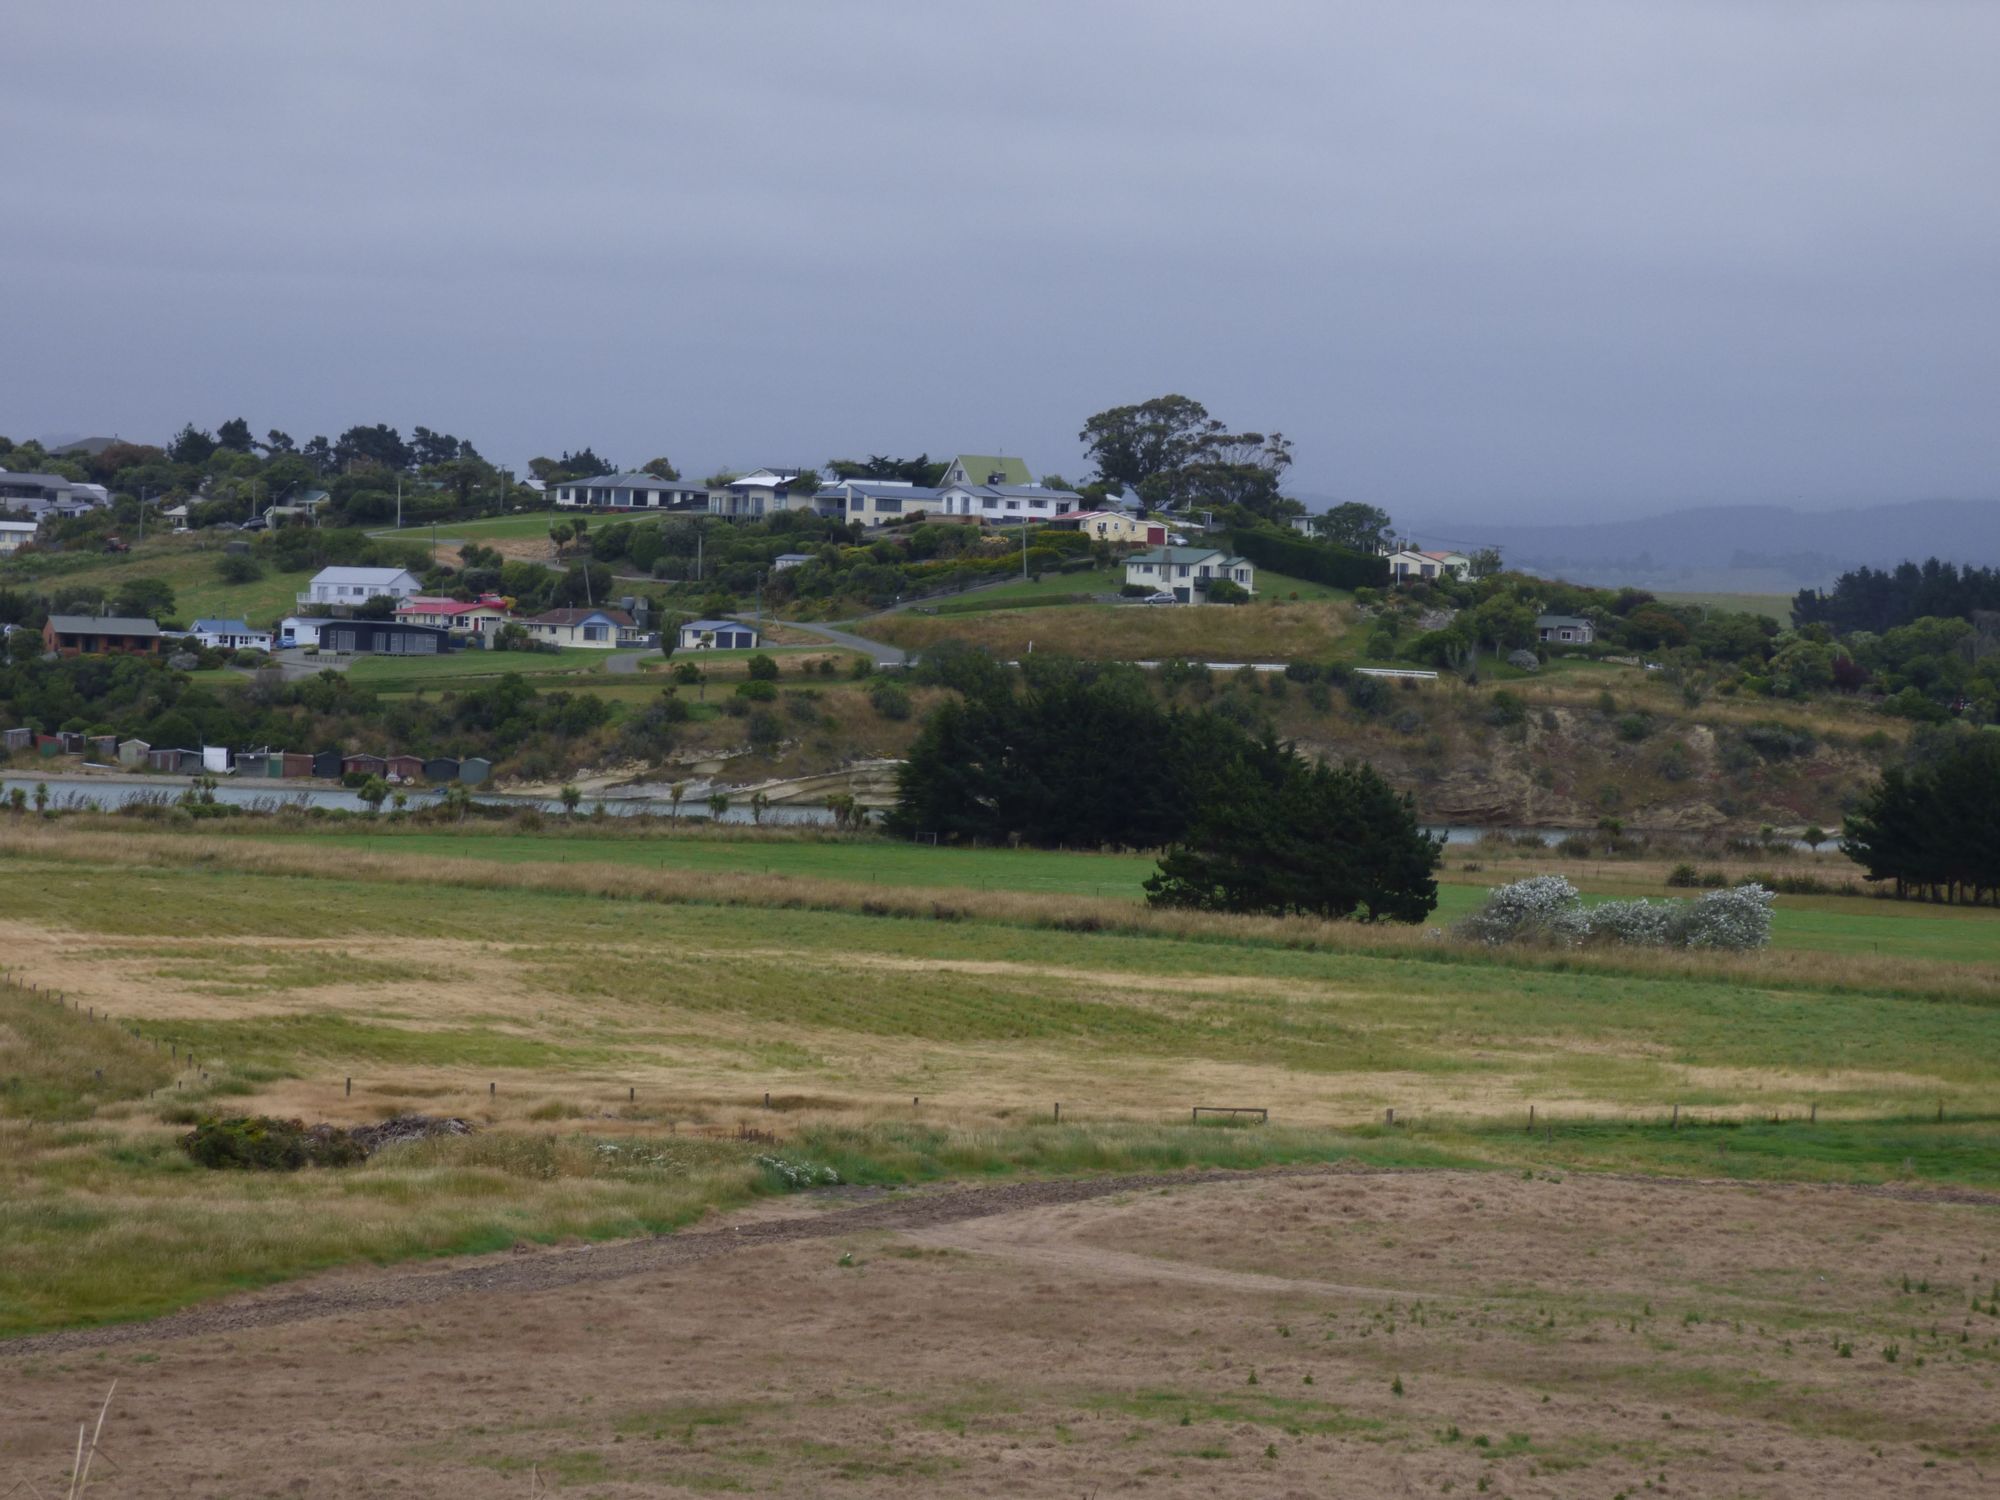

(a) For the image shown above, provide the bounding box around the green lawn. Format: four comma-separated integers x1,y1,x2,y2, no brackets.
370,511,562,544
0,536,307,626
345,646,621,691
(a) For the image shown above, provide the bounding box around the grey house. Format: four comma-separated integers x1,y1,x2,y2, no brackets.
1535,614,1596,646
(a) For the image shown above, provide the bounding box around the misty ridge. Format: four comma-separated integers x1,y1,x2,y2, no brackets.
1382,498,2000,593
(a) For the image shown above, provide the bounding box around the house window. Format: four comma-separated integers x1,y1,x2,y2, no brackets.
1006,501,1020,511
982,497,997,509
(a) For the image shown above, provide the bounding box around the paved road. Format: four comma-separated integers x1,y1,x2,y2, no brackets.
752,617,908,666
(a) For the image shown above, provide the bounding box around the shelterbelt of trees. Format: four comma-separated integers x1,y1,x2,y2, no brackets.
886,648,1441,922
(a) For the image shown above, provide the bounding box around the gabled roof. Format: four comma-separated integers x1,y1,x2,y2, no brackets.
680,618,756,633
46,614,161,636
948,455,1031,485
1128,546,1245,567
308,566,419,585
939,482,1081,501
1536,614,1592,629
191,618,259,634
559,471,704,490
836,481,942,500
531,607,634,627
727,470,800,489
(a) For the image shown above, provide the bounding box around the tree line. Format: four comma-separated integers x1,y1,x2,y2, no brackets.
885,651,1440,922
1842,732,2000,905
1793,559,2000,635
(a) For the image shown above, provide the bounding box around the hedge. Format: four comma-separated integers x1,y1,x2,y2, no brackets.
1229,529,1388,590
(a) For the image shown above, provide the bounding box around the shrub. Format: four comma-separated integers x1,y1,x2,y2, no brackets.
1586,898,1675,946
1739,721,1817,759
734,678,777,702
868,679,912,720
1666,862,1701,888
1206,578,1250,604
1484,690,1527,728
1670,883,1775,949
180,1116,366,1171
1455,875,1590,947
746,709,784,747
1617,712,1651,742
745,653,780,681
1457,876,1774,950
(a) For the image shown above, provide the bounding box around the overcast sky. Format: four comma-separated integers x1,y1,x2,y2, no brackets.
5,1,1997,523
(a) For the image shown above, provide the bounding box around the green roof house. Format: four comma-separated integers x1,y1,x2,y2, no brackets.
942,454,1032,487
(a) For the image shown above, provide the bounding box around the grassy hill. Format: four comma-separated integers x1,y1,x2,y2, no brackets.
0,533,306,625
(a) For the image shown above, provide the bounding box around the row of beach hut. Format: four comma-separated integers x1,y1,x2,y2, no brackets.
3,727,490,785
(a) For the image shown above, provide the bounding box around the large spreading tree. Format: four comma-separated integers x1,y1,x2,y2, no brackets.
1078,394,1295,519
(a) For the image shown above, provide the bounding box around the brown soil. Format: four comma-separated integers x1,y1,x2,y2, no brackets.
4,1168,1996,1497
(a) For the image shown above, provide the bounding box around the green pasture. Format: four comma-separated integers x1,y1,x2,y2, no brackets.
231,825,2000,964
1656,591,1796,623
2,833,1998,1335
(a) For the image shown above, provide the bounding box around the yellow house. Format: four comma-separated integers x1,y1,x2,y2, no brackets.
1056,511,1169,546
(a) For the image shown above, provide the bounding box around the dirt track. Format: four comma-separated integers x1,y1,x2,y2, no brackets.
6,1163,1995,1361
7,1167,2000,1497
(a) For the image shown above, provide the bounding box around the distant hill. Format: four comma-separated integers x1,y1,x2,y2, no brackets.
1394,499,2000,593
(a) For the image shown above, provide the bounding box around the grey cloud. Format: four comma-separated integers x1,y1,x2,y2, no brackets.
4,0,1997,523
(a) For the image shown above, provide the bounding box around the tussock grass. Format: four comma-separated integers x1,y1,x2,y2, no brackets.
0,986,174,1121
3,824,1993,1005
865,598,1358,661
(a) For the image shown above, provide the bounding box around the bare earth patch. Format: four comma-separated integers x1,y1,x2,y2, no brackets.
4,1168,1994,1496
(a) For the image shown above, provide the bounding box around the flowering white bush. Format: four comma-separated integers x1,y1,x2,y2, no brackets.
1668,883,1775,950
756,1155,842,1188
1584,898,1676,946
1455,874,1589,946
1458,877,1775,951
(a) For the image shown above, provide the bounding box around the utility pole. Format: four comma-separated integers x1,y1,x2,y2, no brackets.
396,476,403,531
1021,519,1029,579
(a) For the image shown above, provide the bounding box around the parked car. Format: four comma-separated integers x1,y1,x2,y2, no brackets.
1143,590,1178,605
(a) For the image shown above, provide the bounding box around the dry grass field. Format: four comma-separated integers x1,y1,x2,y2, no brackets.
864,597,1359,660
4,1170,1996,1496
1,818,1996,1494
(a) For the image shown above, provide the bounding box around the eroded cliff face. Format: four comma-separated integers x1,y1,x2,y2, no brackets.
1294,703,1887,830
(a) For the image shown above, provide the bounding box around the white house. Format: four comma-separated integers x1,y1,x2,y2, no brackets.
0,519,37,554
940,454,1031,487
708,470,818,519
296,566,423,608
771,552,815,572
1386,549,1472,584
820,480,943,526
1123,546,1256,601
551,471,712,511
936,482,1083,523
277,617,334,648
1536,614,1596,645
189,618,274,652
523,607,646,649
677,619,760,651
